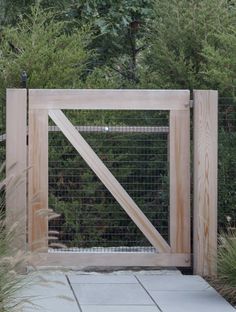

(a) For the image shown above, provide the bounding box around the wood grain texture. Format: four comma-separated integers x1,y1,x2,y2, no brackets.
28,109,48,251
169,110,190,254
30,252,191,268
193,90,218,277
29,89,190,110
6,89,27,251
49,109,171,253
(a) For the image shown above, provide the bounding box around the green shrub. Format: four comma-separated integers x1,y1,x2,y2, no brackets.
0,5,93,91
140,0,236,95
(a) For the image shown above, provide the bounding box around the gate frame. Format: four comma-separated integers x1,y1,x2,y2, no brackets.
5,89,218,276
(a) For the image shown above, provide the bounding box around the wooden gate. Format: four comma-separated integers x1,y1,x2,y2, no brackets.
6,89,218,275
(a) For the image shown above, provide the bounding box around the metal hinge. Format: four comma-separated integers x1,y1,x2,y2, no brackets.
189,100,193,108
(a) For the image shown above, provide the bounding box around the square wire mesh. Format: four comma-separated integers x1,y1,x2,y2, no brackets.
218,98,236,229
48,110,169,253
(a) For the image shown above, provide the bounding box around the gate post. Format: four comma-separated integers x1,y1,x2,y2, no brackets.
193,90,218,276
6,89,27,252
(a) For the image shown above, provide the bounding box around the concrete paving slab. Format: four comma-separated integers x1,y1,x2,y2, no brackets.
72,283,154,305
137,274,210,291
81,305,160,312
68,274,138,284
18,271,235,312
149,288,235,312
19,272,79,312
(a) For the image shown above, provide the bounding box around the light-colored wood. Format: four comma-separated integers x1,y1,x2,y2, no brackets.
169,110,191,254
6,89,27,251
48,125,169,133
28,109,48,251
30,89,190,110
193,90,218,277
30,252,191,268
49,109,171,253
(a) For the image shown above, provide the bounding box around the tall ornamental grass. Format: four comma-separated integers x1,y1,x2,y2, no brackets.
0,162,64,311
0,166,29,312
215,220,236,305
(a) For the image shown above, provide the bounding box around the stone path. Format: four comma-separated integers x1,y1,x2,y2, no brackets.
20,271,235,312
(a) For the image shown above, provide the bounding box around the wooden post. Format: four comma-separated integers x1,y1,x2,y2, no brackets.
28,109,48,251
193,90,218,276
6,89,27,252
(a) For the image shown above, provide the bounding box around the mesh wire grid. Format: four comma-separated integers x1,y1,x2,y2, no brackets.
0,110,6,214
0,140,5,212
0,140,5,167
218,98,236,229
0,96,5,168
48,110,169,252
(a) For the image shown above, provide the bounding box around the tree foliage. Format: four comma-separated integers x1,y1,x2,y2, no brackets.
140,0,236,95
64,0,153,85
0,6,92,89
202,27,236,96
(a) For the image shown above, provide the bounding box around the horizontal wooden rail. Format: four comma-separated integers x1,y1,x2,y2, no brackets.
31,252,191,268
29,89,190,110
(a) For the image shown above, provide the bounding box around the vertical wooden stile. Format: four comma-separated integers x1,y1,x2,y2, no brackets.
193,90,218,276
169,110,191,257
6,89,27,251
28,109,48,251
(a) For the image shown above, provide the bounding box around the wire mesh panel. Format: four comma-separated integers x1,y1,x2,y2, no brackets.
0,139,5,167
0,99,6,168
218,98,236,229
48,110,169,252
0,139,5,212
0,97,6,212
